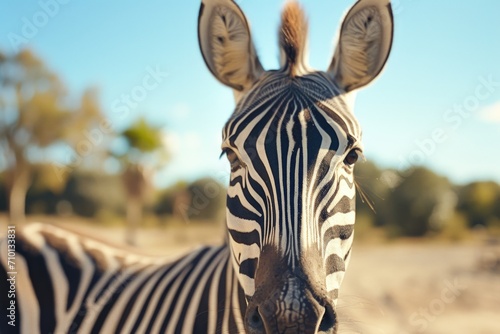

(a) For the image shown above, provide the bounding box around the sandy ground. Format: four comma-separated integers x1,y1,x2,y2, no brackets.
337,243,500,334
1,216,499,334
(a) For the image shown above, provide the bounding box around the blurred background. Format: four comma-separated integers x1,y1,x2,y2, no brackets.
0,1,499,333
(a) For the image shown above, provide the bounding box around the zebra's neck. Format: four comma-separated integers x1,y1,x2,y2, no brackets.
1,223,247,334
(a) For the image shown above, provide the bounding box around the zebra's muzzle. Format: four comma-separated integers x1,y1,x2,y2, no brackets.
245,276,337,334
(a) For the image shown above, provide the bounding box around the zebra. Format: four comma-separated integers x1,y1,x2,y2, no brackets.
0,0,393,333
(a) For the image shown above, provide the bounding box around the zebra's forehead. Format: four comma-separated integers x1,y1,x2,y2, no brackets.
222,71,362,148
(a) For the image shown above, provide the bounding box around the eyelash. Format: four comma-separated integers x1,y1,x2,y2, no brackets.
222,148,245,172
344,148,363,166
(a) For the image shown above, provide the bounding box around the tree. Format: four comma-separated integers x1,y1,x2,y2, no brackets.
154,178,226,224
0,49,105,224
388,167,453,237
154,181,189,221
457,181,500,228
113,118,166,245
185,178,225,222
61,170,125,218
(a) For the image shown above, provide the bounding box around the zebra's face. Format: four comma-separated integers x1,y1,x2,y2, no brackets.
222,72,360,331
199,0,393,332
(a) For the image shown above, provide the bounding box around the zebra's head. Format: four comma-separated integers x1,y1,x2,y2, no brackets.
199,0,393,332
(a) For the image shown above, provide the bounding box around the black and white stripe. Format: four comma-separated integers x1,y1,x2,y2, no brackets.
222,72,360,302
199,0,392,331
0,223,246,334
0,0,393,332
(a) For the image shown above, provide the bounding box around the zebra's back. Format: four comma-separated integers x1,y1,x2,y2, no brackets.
0,223,245,334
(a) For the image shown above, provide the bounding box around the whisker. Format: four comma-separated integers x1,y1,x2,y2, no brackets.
355,180,376,213
338,294,384,310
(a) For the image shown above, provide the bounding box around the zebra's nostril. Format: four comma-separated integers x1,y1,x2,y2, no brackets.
319,306,336,332
248,307,264,330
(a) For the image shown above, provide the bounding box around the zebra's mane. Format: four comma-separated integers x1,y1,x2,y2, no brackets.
279,1,308,77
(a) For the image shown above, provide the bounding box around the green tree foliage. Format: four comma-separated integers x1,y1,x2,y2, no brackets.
457,181,500,228
388,168,452,237
0,49,105,223
155,181,189,219
122,118,164,154
354,163,461,238
185,178,225,221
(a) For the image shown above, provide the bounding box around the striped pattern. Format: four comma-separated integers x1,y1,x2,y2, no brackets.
222,71,360,303
0,46,362,334
0,0,393,332
0,223,245,334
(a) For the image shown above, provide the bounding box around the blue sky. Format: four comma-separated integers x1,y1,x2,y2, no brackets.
1,0,499,187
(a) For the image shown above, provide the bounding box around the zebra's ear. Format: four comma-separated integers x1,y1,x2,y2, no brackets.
198,0,263,95
328,0,394,92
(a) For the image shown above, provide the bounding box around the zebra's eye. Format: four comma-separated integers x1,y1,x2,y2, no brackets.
344,149,360,166
224,148,244,172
